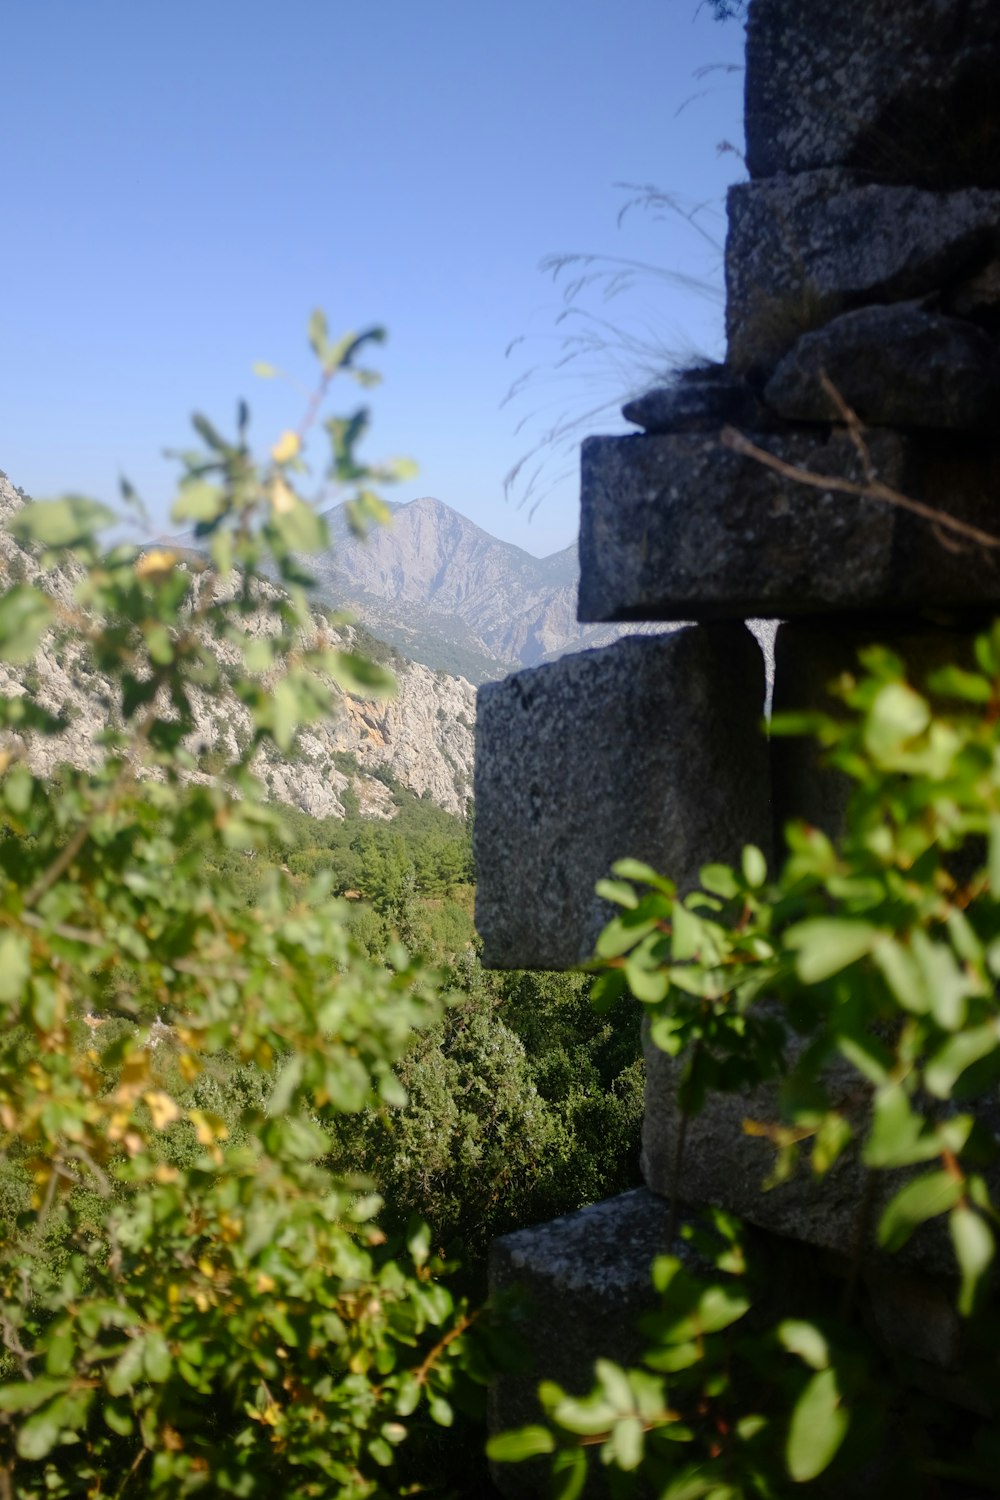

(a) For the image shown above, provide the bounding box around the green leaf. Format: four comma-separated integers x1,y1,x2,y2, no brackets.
873,938,929,1015
486,1426,555,1463
623,955,670,1004
322,650,396,697
271,496,328,555
877,1171,964,1253
308,308,330,362
741,845,767,889
699,863,739,899
925,664,991,703
950,1207,995,1317
16,1404,65,1461
171,480,225,525
12,496,115,548
990,813,1000,898
863,1085,941,1169
863,681,930,759
429,1395,453,1427
594,915,657,960
777,1320,830,1371
812,1113,853,1175
0,1379,70,1413
594,878,639,910
107,1337,146,1396
925,1022,1000,1098
144,1331,172,1382
3,763,34,816
0,585,54,664
786,918,882,983
786,1367,848,1482
611,858,675,894
608,1415,644,1470
0,932,31,1003
551,1448,587,1500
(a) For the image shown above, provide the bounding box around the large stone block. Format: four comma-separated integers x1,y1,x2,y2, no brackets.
578,429,1000,623
770,621,985,847
641,1030,976,1276
763,303,1000,431
744,0,1000,188
489,1189,678,1496
474,628,769,969
725,172,1000,374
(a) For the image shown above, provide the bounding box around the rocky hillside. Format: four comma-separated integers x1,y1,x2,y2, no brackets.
0,473,475,821
310,496,634,683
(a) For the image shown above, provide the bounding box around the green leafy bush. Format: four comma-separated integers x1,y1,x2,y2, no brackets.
0,320,482,1499
495,631,1000,1495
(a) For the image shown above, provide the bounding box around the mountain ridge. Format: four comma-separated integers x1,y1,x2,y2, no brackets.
312,495,632,683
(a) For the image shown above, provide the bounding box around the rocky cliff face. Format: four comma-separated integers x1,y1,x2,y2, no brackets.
0,473,475,821
310,495,638,683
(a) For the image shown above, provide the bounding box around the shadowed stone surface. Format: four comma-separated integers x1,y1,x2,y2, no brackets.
474,627,769,969
764,303,1000,430
489,1189,683,1495
622,367,779,434
771,621,985,847
744,0,1000,187
641,1027,1000,1279
725,172,1000,374
578,429,1000,623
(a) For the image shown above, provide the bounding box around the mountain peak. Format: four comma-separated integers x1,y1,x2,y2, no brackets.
311,495,634,683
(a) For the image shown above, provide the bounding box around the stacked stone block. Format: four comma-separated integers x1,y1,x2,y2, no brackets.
476,0,1000,1477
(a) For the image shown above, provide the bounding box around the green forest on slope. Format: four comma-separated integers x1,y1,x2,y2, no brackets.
187,775,645,1264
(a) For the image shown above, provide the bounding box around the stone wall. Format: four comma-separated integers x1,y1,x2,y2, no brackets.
474,0,1000,1487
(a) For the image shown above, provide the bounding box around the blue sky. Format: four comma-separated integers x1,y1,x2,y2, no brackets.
1,0,745,557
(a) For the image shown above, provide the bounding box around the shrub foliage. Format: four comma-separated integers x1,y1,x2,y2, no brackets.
0,320,482,1499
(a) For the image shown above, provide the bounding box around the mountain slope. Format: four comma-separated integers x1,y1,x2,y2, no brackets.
310,496,629,682
0,472,475,821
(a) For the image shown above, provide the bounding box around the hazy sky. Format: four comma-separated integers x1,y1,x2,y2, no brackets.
1,0,745,556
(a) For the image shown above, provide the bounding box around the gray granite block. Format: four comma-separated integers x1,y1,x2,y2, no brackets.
744,0,1000,187
578,429,1000,623
489,1189,679,1495
764,303,1000,430
725,172,1000,375
474,627,770,969
641,1028,972,1276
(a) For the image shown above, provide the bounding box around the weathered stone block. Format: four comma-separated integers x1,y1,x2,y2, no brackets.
644,1013,1000,1285
764,303,1000,430
725,172,1000,374
771,622,985,847
489,1189,679,1495
642,1031,960,1274
744,0,1000,188
578,429,1000,624
474,628,769,969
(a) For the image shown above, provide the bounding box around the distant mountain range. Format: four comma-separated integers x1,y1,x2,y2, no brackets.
308,496,633,684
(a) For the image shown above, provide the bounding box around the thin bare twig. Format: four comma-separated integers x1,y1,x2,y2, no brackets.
720,426,1000,554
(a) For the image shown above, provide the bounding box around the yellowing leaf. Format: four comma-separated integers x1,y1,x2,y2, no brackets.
271,430,301,464
270,476,297,515
135,549,178,580
144,1090,180,1130
188,1108,229,1145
